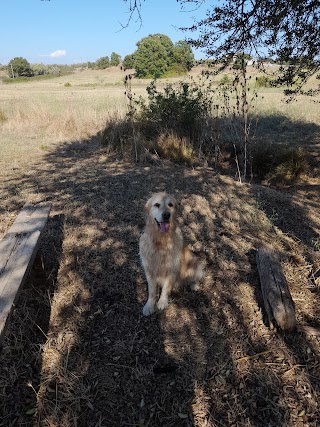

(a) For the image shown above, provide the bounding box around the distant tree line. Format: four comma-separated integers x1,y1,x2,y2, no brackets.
6,52,123,78
91,51,122,69
6,57,86,78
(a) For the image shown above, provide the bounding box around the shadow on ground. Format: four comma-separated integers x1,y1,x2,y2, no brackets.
0,111,319,427
0,214,64,425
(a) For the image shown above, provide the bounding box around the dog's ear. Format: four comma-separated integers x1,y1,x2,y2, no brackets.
172,195,179,208
144,196,153,212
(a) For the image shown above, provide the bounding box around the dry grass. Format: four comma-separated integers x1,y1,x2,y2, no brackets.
0,67,319,427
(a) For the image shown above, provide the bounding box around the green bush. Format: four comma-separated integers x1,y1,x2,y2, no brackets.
3,74,64,84
110,52,121,66
101,78,212,163
96,56,110,69
220,74,232,85
123,54,135,70
3,76,30,84
255,75,274,88
136,79,212,140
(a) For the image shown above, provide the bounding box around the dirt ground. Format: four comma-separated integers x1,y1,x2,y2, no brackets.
0,136,320,427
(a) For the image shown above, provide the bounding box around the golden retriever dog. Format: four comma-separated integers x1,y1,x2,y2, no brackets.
139,192,205,316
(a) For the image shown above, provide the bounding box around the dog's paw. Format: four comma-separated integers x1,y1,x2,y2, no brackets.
196,261,205,281
190,283,200,291
143,302,155,316
157,297,169,311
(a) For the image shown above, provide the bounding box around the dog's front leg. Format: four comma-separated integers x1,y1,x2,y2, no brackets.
157,278,174,311
143,273,157,316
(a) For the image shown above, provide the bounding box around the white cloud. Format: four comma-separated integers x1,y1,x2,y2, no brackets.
40,49,67,58
50,50,66,58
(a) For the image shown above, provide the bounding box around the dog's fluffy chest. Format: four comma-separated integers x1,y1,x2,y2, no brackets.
139,227,183,279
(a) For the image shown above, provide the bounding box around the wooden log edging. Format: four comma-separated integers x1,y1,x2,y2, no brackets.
0,202,52,346
256,243,296,331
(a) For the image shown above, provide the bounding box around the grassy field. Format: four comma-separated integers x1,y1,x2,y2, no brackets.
0,66,319,173
0,66,319,427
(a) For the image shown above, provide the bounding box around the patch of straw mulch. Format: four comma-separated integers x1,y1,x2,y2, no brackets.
0,137,319,426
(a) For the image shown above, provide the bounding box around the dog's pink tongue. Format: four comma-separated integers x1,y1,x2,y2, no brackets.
160,222,170,233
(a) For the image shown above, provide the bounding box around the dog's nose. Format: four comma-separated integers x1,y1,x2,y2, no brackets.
162,211,171,222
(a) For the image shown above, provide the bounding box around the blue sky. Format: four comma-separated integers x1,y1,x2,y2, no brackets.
0,0,208,65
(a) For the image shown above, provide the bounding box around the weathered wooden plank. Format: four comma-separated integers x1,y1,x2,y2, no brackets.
0,202,52,345
7,202,52,235
256,244,296,331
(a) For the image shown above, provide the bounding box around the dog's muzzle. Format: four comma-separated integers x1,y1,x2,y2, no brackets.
155,211,171,233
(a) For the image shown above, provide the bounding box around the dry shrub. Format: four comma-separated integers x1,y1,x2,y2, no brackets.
154,131,193,164
2,101,106,142
49,109,105,141
101,114,148,161
252,142,307,184
2,102,52,134
62,111,77,134
0,108,7,124
251,141,279,179
255,75,274,87
270,146,307,184
101,118,195,165
101,115,133,151
100,78,214,164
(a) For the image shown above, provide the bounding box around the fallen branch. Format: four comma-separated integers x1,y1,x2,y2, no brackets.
256,244,296,331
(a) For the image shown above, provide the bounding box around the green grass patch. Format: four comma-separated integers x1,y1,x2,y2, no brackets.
2,73,72,84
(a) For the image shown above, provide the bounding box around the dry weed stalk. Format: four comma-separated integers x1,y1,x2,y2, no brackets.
124,71,138,161
219,61,258,182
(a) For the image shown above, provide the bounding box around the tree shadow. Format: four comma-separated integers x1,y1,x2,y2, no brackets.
250,185,319,250
0,110,319,426
0,213,64,425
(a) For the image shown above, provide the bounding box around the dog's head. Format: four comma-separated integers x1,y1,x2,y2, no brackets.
145,192,177,234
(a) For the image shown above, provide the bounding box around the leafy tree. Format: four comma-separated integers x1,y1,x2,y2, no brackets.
173,40,194,71
123,0,320,94
123,53,136,69
32,63,49,76
8,57,33,78
127,33,193,78
133,33,175,78
96,56,110,69
110,52,122,66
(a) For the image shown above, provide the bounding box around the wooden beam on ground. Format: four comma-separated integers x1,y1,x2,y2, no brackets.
256,243,296,331
0,202,52,346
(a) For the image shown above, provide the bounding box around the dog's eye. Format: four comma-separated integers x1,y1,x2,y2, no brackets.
154,203,160,208
168,202,174,208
